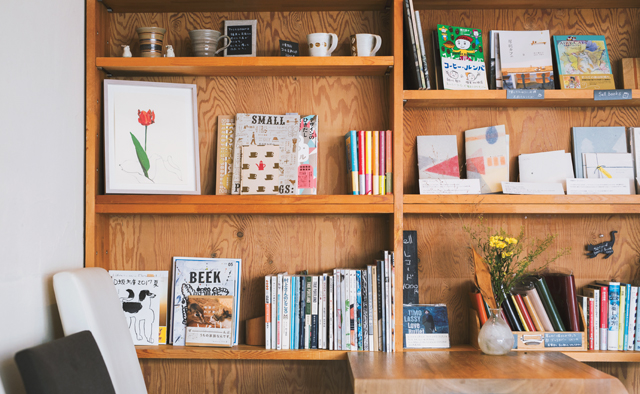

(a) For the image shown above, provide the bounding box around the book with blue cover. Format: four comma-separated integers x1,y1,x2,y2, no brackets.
345,130,359,195
356,270,363,350
402,304,450,349
607,282,621,351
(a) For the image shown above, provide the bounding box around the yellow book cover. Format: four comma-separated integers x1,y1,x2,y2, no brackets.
365,131,372,195
511,295,529,332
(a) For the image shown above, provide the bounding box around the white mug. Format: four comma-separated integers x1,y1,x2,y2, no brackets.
307,33,338,57
350,34,382,56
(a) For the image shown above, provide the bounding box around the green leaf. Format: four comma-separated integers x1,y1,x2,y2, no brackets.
130,132,150,178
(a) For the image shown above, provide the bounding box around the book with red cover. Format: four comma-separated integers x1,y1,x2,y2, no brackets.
357,130,365,195
588,298,595,350
469,291,488,326
542,272,580,332
514,293,535,331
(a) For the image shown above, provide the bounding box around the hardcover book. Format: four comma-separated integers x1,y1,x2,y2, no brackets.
571,127,627,179
553,35,615,90
215,115,235,195
498,30,554,89
297,115,318,195
464,125,509,193
402,304,450,349
232,113,300,195
184,295,234,347
240,145,280,195
171,257,241,346
417,136,459,180
111,274,161,346
436,24,488,90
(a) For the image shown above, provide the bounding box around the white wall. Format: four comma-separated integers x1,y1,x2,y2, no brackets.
0,0,85,392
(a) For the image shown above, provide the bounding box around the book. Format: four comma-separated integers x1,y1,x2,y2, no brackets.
402,0,422,90
620,284,629,350
628,286,638,351
572,127,627,179
232,113,300,195
329,275,334,350
522,294,543,331
109,270,169,345
390,252,396,352
465,125,509,193
629,127,640,193
345,130,359,195
321,274,327,349
342,269,350,349
171,257,241,346
606,282,621,351
436,24,488,90
240,145,280,195
111,274,161,345
365,131,373,195
300,275,307,349
578,295,590,347
277,273,284,350
417,136,459,180
543,272,580,332
305,276,312,349
297,115,318,195
265,276,271,349
403,231,419,305
271,276,277,348
385,252,392,351
518,150,574,191
513,293,535,331
358,131,366,195
524,288,554,331
583,285,601,350
349,270,357,350
583,153,635,194
367,267,374,351
361,269,369,351
282,275,291,350
356,270,363,350
553,35,615,90
501,288,524,331
386,130,393,194
498,30,554,89
291,276,297,349
489,30,508,89
511,294,530,331
379,130,386,195
470,290,488,326
371,265,379,351
334,269,342,350
402,304,450,349
373,131,380,195
408,1,426,90
414,11,431,90
185,295,234,347
215,115,235,195
378,259,386,351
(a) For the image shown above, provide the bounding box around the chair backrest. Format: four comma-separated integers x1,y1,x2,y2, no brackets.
15,330,116,394
53,267,147,394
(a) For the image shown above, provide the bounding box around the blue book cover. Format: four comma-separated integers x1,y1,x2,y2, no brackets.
291,276,297,350
402,304,450,349
624,283,631,351
300,276,306,349
571,127,626,179
356,270,363,350
608,282,620,351
636,291,640,350
345,130,359,195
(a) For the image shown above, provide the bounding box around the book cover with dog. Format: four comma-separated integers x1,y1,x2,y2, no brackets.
111,275,162,346
185,295,234,347
171,257,242,346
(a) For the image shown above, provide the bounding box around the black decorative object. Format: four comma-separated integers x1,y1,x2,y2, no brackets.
280,40,299,57
586,231,617,259
402,231,419,304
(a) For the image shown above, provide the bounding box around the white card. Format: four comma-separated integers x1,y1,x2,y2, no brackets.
583,152,635,194
566,178,631,195
419,179,481,195
518,150,574,190
501,182,564,195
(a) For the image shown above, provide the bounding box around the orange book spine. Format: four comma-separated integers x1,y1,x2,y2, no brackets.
469,291,488,326
522,294,544,331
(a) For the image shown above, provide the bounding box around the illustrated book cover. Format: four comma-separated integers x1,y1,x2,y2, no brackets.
498,30,554,89
297,115,318,195
240,144,280,195
232,113,300,195
215,115,235,195
185,295,234,347
111,274,162,346
553,35,615,90
170,257,241,346
436,24,488,90
464,125,509,193
402,304,450,349
417,135,459,179
571,127,627,179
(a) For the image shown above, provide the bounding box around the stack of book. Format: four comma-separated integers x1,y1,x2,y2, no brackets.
402,0,430,90
265,251,396,351
345,130,393,196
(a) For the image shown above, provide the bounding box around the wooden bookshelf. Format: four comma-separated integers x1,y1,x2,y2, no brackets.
97,57,395,77
135,345,349,360
412,0,639,9
403,90,640,108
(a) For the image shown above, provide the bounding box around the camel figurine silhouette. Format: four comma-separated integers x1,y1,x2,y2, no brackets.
586,231,617,259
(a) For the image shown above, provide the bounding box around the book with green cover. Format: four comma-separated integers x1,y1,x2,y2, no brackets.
436,24,488,90
532,276,566,331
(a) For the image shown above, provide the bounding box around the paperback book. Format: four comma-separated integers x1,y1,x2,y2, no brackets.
436,24,488,90
402,304,450,349
185,295,234,347
111,274,162,346
553,35,615,90
498,30,554,89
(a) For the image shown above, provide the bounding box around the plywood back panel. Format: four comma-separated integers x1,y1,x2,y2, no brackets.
109,11,391,58
404,213,640,346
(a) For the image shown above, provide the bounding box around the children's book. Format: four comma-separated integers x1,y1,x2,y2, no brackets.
111,274,162,346
553,35,615,90
498,30,554,89
436,24,488,90
417,135,459,179
402,304,450,349
464,125,509,193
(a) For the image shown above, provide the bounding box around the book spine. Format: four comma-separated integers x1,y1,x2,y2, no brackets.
589,298,595,350
585,287,600,351
385,252,392,351
525,289,553,331
619,284,627,350
628,286,638,351
390,252,396,352
271,276,277,349
403,0,423,89
522,294,542,331
329,275,334,351
533,276,565,331
305,276,312,349
367,267,374,351
321,274,327,349
334,269,341,350
372,131,379,195
608,282,620,351
311,276,319,349
635,287,640,350
343,270,350,350
501,288,524,331
512,294,530,331
371,265,379,351
385,130,393,194
379,130,386,195
299,276,306,349
472,292,488,326
365,131,372,195
277,273,284,350
356,270,363,350
345,130,359,195
514,293,535,331
317,275,323,349
599,285,608,350
282,276,290,350
358,131,366,195
362,269,369,351
414,10,431,89
291,276,297,350
378,259,385,351
265,276,271,349
350,270,357,350
408,0,425,90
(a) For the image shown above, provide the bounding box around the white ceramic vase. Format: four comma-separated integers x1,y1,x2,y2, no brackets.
478,308,514,355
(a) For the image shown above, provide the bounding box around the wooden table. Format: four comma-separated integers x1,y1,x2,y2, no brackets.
348,351,627,394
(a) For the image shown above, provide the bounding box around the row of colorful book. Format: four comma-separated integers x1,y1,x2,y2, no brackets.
215,114,318,195
344,130,393,195
580,281,640,351
265,252,396,351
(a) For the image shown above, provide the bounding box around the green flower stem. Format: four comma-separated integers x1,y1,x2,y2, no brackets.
144,125,148,152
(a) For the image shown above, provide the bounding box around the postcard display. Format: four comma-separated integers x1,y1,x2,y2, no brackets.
437,25,488,90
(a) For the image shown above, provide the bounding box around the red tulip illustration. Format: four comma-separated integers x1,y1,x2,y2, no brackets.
130,109,155,179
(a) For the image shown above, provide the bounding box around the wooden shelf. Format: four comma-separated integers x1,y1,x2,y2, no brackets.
404,195,640,214
97,57,394,77
403,90,640,108
100,0,389,13
136,345,348,360
563,350,640,363
96,195,394,214
413,0,639,9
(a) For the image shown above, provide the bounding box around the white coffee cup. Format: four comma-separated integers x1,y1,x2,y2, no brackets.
350,34,382,56
307,33,338,57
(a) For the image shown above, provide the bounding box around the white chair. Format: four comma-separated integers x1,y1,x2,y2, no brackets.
53,267,147,394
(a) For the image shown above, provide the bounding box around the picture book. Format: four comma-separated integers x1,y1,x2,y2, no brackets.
297,115,318,195
232,113,300,195
240,144,280,195
464,125,509,193
185,295,234,347
215,115,235,195
111,274,162,346
402,304,450,349
498,30,554,89
171,257,241,346
417,135,459,179
436,24,488,90
571,127,627,179
110,270,169,345
553,35,615,90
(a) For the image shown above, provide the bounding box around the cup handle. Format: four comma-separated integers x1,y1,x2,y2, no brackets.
215,35,232,55
371,35,382,56
327,33,338,56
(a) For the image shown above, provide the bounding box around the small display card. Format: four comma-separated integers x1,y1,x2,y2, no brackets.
594,89,632,101
506,89,545,100
280,40,299,57
419,179,481,195
566,178,631,195
501,182,564,195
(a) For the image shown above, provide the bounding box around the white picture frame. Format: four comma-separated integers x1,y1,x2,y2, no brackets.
223,20,257,57
104,80,201,194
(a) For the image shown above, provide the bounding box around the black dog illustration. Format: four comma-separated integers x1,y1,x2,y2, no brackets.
586,231,617,259
122,289,157,343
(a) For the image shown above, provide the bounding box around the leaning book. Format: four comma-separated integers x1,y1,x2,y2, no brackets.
185,295,234,347
436,24,488,90
170,257,241,346
402,304,450,349
553,35,615,90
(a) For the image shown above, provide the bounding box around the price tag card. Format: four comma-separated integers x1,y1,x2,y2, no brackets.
594,89,632,101
419,179,481,195
506,89,545,100
280,40,299,57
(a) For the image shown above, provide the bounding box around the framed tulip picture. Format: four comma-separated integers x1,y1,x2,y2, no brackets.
104,80,201,194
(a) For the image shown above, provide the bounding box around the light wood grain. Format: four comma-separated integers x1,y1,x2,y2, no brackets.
623,59,640,89
348,351,627,394
136,344,347,360
413,0,639,9
102,0,389,13
589,362,640,394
